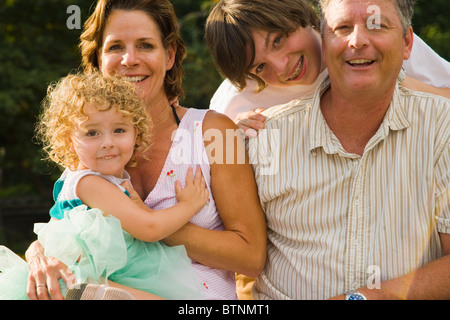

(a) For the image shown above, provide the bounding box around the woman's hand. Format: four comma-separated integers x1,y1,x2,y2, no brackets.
25,240,74,300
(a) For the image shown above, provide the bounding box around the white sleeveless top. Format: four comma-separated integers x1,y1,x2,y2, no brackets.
144,108,237,300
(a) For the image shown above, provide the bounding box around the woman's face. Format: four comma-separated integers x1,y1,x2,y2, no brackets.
98,10,175,104
248,26,324,88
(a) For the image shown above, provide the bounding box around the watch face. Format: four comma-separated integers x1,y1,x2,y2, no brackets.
347,292,366,300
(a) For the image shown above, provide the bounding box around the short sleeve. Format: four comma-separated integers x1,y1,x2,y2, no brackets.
435,135,450,234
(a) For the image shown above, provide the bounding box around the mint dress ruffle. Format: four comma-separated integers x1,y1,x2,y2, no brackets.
0,205,205,299
0,169,205,300
0,246,29,300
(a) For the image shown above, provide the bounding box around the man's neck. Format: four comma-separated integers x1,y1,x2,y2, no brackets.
320,85,395,156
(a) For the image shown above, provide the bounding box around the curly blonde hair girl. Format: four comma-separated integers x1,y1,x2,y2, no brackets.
36,72,151,170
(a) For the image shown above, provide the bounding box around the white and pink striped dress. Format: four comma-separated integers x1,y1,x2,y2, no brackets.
144,108,237,300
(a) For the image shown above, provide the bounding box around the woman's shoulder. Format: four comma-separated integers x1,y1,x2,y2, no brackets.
179,107,239,137
202,109,238,132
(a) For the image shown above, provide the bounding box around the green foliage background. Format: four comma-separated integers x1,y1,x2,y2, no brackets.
0,0,448,200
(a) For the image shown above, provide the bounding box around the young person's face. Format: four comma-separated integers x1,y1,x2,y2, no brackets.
99,10,175,105
248,26,323,88
321,0,413,93
71,104,137,178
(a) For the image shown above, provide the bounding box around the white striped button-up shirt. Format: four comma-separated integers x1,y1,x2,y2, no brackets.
248,78,450,300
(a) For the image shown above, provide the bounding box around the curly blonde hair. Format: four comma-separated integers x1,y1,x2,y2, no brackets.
36,72,151,170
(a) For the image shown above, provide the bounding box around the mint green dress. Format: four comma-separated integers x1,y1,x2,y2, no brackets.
0,169,205,300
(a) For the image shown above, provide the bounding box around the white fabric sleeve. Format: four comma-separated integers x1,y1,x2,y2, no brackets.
403,33,450,88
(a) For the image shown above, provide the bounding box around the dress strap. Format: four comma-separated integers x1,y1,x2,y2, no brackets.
171,104,181,126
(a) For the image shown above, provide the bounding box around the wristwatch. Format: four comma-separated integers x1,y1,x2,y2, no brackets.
345,291,367,300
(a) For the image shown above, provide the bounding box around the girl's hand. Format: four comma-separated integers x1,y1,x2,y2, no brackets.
175,166,209,214
25,241,74,300
234,108,266,138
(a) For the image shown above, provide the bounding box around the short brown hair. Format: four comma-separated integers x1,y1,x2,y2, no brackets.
80,0,186,100
206,0,319,91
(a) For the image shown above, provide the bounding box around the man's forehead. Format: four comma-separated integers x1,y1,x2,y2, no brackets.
325,0,396,21
325,0,393,10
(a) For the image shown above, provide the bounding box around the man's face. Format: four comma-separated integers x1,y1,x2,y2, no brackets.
322,0,413,94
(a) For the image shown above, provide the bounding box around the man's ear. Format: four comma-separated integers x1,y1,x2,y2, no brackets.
403,26,414,61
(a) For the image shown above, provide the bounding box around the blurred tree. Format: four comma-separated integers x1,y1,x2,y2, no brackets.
0,0,93,198
173,0,223,109
413,0,450,60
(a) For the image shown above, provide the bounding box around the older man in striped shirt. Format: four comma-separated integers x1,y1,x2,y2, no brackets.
249,0,450,300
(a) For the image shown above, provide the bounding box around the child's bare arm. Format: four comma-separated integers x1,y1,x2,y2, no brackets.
77,170,208,242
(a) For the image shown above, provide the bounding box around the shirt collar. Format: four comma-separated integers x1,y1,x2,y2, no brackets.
309,77,411,155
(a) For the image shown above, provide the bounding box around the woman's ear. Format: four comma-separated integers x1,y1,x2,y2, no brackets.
165,44,176,71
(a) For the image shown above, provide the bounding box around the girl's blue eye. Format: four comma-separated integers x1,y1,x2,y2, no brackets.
255,63,265,74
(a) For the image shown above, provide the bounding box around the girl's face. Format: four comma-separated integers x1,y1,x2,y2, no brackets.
248,26,324,88
71,104,137,178
99,10,175,105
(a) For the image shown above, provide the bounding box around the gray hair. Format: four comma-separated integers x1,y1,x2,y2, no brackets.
317,0,415,36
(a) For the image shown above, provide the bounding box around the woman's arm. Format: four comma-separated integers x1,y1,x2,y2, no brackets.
163,111,267,278
77,167,208,242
